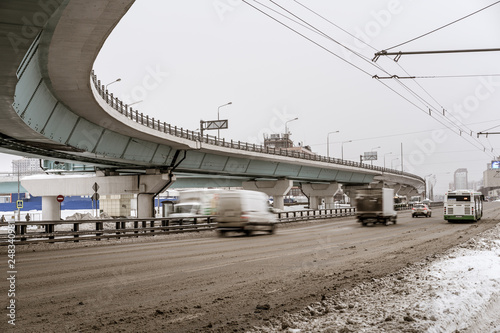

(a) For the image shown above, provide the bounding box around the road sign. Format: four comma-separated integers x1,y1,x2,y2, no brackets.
91,193,100,201
16,200,23,209
56,195,64,203
363,151,378,161
202,120,228,130
92,182,100,192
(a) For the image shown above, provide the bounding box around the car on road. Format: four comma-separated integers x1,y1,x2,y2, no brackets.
412,204,432,218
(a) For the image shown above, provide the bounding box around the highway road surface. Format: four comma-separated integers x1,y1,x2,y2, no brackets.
2,202,500,332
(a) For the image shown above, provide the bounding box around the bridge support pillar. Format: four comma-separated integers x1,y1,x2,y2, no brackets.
301,183,340,209
135,172,176,218
42,196,61,220
342,185,367,206
23,170,176,219
242,179,293,211
137,194,155,219
397,185,413,196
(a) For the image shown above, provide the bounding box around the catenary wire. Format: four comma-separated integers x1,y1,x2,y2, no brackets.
383,0,500,51
242,0,373,77
289,0,497,156
243,0,496,158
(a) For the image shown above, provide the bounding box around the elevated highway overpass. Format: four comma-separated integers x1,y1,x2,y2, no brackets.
0,0,424,218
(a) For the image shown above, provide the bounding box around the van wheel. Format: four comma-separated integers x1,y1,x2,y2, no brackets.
269,225,276,234
217,230,226,237
244,230,252,236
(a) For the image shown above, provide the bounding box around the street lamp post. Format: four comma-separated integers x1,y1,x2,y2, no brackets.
217,102,232,140
384,152,393,168
424,174,433,200
105,78,121,90
128,100,142,107
284,117,298,148
327,130,340,158
341,140,352,161
391,157,399,170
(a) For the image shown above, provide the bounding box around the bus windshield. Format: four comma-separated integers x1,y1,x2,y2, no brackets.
447,195,471,202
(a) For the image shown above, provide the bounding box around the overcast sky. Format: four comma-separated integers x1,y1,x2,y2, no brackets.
3,0,500,195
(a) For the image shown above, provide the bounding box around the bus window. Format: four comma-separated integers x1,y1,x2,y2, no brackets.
447,195,470,202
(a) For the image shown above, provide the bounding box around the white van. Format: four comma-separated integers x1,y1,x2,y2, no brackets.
215,190,277,236
169,189,221,222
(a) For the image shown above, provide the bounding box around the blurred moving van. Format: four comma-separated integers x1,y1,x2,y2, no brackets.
215,190,277,236
169,189,221,221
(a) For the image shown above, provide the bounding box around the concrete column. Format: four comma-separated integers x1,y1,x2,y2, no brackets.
342,185,367,207
42,196,61,220
135,173,176,218
23,171,176,219
324,196,335,209
407,189,420,198
301,183,340,210
310,196,321,210
242,179,293,211
137,193,155,219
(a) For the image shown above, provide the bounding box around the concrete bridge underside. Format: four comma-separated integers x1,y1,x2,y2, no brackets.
1,0,424,218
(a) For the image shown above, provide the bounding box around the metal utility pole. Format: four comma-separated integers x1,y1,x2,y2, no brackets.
373,48,500,62
327,130,339,158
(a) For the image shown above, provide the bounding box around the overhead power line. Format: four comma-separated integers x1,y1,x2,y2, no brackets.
242,0,497,158
381,1,500,52
241,0,373,77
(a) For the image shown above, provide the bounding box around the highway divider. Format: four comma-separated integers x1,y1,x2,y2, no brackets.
0,208,356,245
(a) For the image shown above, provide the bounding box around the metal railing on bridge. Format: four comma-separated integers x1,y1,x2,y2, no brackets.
91,71,423,182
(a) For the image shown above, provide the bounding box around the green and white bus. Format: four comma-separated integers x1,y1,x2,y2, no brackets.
444,190,484,222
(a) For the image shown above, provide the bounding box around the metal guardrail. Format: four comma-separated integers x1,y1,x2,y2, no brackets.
1,208,356,245
276,208,356,222
90,71,424,183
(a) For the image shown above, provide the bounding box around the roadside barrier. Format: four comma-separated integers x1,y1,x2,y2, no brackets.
0,208,356,245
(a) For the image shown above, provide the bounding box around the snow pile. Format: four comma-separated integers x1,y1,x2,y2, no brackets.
250,224,500,333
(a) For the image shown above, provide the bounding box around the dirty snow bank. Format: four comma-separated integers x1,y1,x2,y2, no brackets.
250,224,500,333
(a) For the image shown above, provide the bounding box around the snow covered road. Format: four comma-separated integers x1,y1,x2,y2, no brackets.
250,223,500,333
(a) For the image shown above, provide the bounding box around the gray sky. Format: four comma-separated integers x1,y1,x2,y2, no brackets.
3,0,500,195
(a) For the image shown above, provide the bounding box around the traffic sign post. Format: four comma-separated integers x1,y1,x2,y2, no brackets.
92,183,100,218
56,195,64,220
200,119,228,137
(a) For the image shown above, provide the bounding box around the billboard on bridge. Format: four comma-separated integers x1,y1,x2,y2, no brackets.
363,151,377,161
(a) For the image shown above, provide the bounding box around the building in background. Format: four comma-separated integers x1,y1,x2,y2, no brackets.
483,158,500,199
264,133,315,156
454,168,468,190
12,158,44,175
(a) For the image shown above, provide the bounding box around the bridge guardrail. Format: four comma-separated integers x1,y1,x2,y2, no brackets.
0,208,356,245
91,71,424,183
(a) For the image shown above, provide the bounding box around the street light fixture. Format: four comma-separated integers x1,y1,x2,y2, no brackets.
341,140,352,161
391,157,399,170
284,117,299,148
105,78,121,90
128,100,143,107
327,130,340,158
217,102,232,140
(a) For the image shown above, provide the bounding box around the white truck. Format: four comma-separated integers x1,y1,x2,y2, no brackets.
169,189,221,222
354,188,397,226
